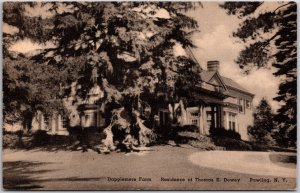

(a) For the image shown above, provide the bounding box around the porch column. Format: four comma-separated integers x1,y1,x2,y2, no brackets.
216,106,220,128
235,115,238,132
203,106,208,134
199,106,203,134
81,113,85,128
220,106,225,127
218,105,224,128
57,115,62,131
51,115,56,133
211,106,215,129
38,112,42,130
97,110,101,127
225,111,229,130
40,114,45,130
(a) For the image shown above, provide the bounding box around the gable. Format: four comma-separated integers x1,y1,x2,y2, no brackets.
209,77,220,86
208,73,227,91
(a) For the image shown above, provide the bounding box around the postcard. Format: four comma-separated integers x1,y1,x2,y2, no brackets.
2,1,297,190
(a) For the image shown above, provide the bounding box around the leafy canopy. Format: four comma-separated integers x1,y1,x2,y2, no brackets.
3,2,202,123
221,2,296,147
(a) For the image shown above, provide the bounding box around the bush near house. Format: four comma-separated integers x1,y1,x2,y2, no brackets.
3,130,78,150
211,137,253,151
155,125,218,150
3,132,20,148
164,125,285,152
155,125,199,144
31,130,51,146
208,126,273,151
209,136,277,151
209,127,241,140
3,125,294,152
183,133,219,150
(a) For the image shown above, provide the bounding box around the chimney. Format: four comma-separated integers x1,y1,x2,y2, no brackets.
207,61,220,71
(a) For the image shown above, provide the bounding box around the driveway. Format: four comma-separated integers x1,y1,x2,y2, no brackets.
189,151,296,178
2,146,296,190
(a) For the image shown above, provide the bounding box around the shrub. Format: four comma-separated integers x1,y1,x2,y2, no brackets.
3,133,19,148
31,130,50,146
212,137,252,151
209,127,241,140
180,125,199,132
188,135,218,151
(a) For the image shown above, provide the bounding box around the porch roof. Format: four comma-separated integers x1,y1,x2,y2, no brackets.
190,94,225,106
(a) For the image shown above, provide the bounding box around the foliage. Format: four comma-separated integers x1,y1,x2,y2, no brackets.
248,99,275,146
188,135,218,151
221,2,297,147
212,137,253,151
3,55,82,125
31,130,50,146
209,127,241,140
3,133,20,148
3,2,202,130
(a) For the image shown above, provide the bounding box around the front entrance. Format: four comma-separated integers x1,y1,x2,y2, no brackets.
159,110,170,126
206,105,224,130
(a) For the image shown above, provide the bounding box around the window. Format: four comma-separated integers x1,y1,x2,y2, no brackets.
207,112,211,120
191,112,199,117
192,119,198,125
239,99,243,104
44,115,49,125
62,117,68,128
85,114,89,122
239,99,244,113
228,113,236,131
206,111,216,128
246,100,251,109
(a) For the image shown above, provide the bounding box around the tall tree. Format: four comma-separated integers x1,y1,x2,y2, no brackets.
221,2,297,147
248,98,275,146
3,55,83,129
3,2,202,135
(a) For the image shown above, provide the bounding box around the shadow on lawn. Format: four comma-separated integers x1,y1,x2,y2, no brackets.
269,154,297,169
5,130,103,153
3,161,105,190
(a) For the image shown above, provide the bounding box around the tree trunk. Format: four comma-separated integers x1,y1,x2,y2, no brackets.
99,105,156,152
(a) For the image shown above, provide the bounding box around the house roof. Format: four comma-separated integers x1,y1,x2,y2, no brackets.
221,76,254,96
199,70,254,97
199,71,215,82
199,71,228,91
186,47,254,97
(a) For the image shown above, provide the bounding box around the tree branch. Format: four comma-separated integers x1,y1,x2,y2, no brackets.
273,2,293,13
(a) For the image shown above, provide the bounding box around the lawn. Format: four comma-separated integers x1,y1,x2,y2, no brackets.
2,145,296,190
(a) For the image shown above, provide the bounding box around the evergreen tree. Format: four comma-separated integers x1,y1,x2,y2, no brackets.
248,99,275,146
3,2,202,139
221,2,296,147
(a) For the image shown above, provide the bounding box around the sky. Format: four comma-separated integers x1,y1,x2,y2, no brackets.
186,2,281,110
3,2,282,110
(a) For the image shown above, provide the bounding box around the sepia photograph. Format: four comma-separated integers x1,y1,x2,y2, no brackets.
2,1,297,190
